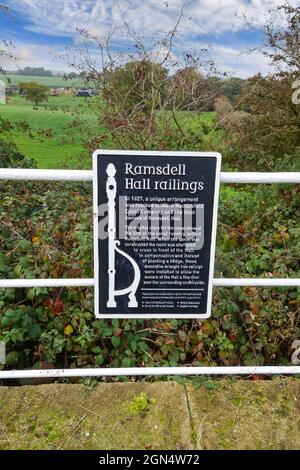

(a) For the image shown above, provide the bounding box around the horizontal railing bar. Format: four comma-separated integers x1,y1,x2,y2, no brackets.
0,279,95,288
0,278,299,288
221,172,300,184
0,168,93,181
0,169,300,183
0,366,299,379
213,278,300,287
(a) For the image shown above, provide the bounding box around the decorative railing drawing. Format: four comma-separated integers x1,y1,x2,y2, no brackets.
106,163,141,308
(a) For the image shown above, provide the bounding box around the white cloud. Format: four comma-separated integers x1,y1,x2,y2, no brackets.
3,41,70,72
5,38,270,78
4,0,300,77
8,0,300,39
17,45,36,62
211,45,272,78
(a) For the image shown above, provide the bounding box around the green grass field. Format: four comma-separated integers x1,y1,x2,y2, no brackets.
0,95,98,168
0,74,83,88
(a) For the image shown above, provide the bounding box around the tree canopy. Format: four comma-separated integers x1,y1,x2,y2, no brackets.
18,81,49,106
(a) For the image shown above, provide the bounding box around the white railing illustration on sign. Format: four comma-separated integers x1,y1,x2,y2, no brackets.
0,166,300,379
106,163,141,308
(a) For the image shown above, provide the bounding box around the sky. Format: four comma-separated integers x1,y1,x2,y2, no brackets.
1,0,299,78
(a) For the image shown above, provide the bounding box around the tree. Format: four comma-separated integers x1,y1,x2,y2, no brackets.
15,66,53,76
167,67,216,111
0,5,15,74
64,14,220,151
219,78,247,104
257,4,300,78
18,81,49,106
102,60,168,115
214,96,233,120
221,3,300,170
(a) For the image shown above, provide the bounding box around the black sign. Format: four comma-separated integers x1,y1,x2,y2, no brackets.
93,150,221,319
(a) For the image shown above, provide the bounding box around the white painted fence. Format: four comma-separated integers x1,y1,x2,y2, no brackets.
0,168,300,379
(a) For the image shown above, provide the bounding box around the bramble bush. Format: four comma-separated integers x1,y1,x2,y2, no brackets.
0,151,299,373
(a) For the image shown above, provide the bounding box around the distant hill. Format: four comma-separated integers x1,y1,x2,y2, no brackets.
0,74,84,88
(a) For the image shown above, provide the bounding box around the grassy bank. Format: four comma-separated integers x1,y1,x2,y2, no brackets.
0,379,299,450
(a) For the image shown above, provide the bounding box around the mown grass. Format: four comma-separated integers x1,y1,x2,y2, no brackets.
0,94,222,168
163,110,224,149
0,95,98,168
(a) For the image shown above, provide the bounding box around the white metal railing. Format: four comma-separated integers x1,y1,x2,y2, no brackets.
1,366,300,379
1,168,300,183
0,168,300,379
0,277,300,289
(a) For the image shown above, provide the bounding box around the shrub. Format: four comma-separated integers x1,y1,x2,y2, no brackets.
0,181,298,374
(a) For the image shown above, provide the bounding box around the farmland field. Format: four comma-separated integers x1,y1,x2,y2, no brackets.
0,74,83,88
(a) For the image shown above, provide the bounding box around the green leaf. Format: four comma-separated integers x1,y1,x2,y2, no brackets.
5,309,15,318
1,316,11,327
53,336,64,352
112,336,120,348
6,351,19,366
19,240,31,250
27,288,35,301
130,338,137,353
96,354,104,366
192,377,205,389
203,380,218,390
28,324,42,340
103,327,113,337
122,357,133,367
174,376,187,385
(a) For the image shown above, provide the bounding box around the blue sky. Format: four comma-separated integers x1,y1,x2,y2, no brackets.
1,0,299,77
